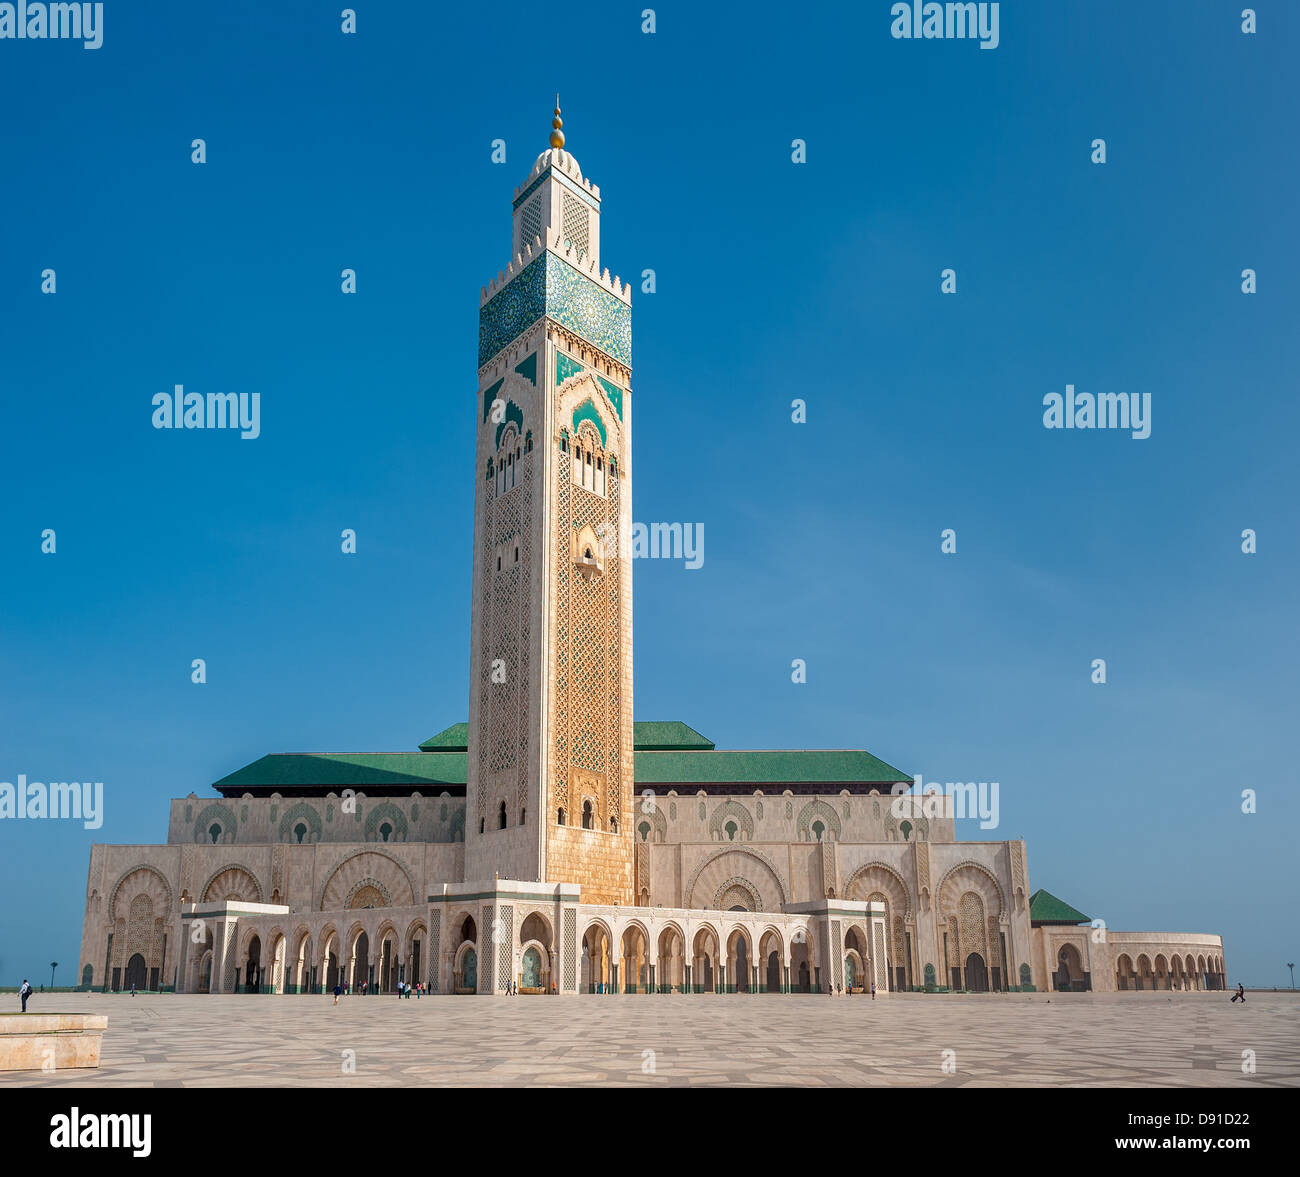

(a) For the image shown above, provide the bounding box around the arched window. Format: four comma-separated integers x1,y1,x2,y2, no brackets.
379,822,393,842
582,800,593,830
638,821,651,842
609,816,618,833
208,823,221,844
725,820,737,841
812,820,825,842
479,818,485,835
900,820,912,841
557,808,566,826
293,822,307,844
498,801,507,830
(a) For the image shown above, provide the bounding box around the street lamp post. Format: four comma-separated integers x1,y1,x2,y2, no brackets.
1288,962,1295,990
50,961,58,990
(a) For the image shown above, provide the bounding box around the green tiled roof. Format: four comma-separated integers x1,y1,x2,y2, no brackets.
213,722,910,794
1029,889,1091,925
213,747,909,793
213,753,467,794
418,724,469,752
634,748,910,785
631,721,715,751
419,720,713,753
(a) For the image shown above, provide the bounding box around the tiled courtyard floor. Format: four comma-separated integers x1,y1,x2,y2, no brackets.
4,990,1296,1088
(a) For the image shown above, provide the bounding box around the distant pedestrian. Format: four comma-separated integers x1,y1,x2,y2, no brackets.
19,979,32,1012
131,983,136,998
333,983,342,1006
871,981,876,1001
1231,983,1245,1004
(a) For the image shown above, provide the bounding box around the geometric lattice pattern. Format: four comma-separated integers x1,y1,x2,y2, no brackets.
958,892,987,962
520,195,542,249
561,192,589,258
563,908,577,991
480,905,494,995
550,448,622,827
428,911,440,992
478,460,533,826
496,905,514,991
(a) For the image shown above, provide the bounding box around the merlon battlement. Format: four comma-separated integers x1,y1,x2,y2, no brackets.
479,226,631,308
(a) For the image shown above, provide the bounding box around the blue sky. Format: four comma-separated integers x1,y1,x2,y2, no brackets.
1,1,1296,986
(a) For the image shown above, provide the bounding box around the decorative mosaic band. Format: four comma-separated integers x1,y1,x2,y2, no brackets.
479,251,632,369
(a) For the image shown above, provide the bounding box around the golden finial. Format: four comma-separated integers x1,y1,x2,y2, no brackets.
549,95,565,149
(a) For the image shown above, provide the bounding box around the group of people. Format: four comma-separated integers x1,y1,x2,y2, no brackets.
828,982,876,999
330,979,425,1005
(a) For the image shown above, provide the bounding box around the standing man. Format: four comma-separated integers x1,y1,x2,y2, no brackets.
19,979,33,1012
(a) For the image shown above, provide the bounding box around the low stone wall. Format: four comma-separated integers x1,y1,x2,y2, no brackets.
0,1013,108,1071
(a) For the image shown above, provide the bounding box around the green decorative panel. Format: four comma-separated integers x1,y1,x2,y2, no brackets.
545,256,631,367
556,352,584,386
522,946,541,988
482,378,504,424
571,397,607,447
479,255,547,367
478,252,632,368
495,399,524,448
597,375,624,421
514,351,538,386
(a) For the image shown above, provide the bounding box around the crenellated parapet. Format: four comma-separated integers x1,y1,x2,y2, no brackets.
480,227,631,308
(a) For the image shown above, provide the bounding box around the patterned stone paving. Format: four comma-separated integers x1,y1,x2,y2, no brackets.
3,991,1296,1088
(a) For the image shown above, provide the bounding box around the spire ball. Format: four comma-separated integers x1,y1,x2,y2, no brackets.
549,98,565,149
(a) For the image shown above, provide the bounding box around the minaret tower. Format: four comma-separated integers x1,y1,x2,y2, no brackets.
465,103,634,905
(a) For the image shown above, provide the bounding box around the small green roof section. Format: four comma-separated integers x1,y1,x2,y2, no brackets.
419,724,469,752
1029,889,1091,925
213,752,467,794
635,748,909,785
633,721,714,751
418,720,714,753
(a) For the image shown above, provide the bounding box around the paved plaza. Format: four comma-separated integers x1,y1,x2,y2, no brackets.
4,991,1297,1088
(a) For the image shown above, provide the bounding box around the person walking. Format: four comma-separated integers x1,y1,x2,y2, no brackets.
130,982,136,998
333,982,342,1006
871,980,876,1001
19,979,32,1012
1231,982,1246,1004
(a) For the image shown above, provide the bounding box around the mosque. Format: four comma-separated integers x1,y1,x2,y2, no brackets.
76,107,1227,1000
